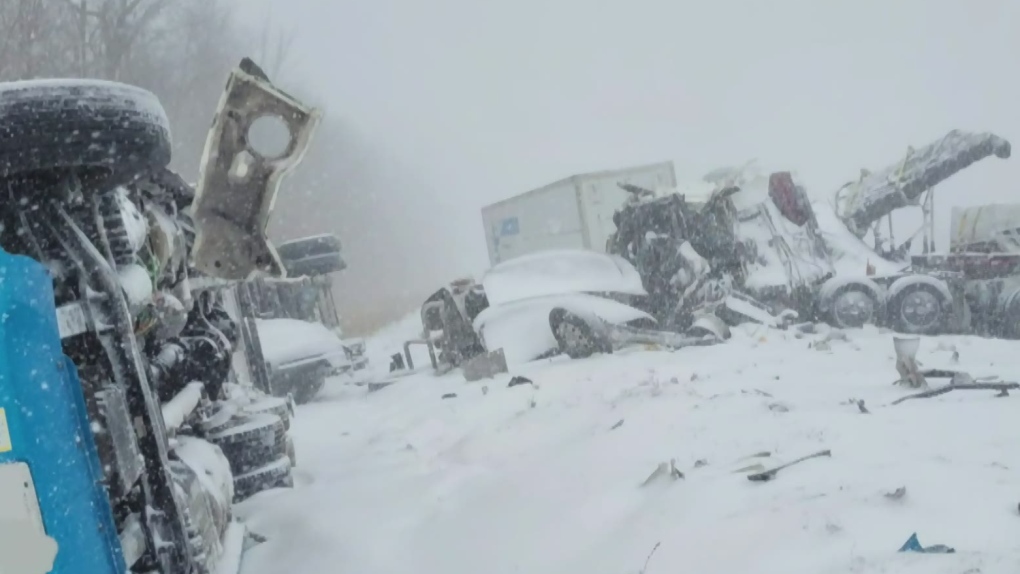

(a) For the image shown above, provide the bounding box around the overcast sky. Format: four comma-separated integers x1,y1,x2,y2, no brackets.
242,0,1020,331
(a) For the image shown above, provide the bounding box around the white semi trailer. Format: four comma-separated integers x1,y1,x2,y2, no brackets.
481,161,676,265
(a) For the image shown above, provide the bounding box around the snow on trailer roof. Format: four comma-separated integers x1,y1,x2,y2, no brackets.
483,161,676,210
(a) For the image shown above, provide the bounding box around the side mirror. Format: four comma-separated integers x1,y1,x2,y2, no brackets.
190,58,323,280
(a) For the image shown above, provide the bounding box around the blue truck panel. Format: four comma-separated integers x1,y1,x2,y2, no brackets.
0,248,125,573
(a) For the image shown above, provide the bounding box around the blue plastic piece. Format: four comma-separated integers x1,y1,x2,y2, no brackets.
898,532,956,554
0,248,125,573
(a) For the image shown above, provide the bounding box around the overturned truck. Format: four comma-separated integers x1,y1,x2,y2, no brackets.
610,129,1016,337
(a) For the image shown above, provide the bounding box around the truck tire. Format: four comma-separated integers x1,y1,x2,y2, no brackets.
996,284,1020,339
275,234,341,261
276,235,344,277
242,396,293,431
888,282,949,335
285,372,326,405
549,308,613,359
0,79,171,179
233,456,293,502
825,283,881,329
204,413,286,476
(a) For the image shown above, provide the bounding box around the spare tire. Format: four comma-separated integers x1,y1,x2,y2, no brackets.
204,413,286,475
277,235,345,277
242,396,293,431
0,79,171,179
233,455,293,502
276,234,341,261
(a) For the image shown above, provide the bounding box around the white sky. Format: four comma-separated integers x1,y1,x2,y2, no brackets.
243,0,1020,331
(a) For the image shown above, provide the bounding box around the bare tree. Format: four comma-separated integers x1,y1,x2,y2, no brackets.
254,13,297,80
0,2,78,79
57,0,169,80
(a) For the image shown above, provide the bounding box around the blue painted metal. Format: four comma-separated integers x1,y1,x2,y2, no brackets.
498,217,520,237
0,248,125,573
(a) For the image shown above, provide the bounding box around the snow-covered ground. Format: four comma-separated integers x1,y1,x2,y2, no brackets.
237,321,1020,574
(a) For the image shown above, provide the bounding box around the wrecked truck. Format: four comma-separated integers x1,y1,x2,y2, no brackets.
608,129,1016,338
396,250,728,378
0,58,318,574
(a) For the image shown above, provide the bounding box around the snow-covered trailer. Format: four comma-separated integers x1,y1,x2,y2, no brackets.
481,162,676,265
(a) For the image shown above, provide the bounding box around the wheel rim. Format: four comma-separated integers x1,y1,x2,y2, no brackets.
556,322,589,352
833,290,875,327
899,289,941,330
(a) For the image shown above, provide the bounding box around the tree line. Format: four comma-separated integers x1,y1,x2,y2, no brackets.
0,0,294,176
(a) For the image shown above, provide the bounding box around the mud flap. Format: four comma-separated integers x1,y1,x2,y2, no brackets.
191,58,322,280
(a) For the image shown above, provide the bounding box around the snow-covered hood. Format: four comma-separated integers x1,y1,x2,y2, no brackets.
256,318,350,370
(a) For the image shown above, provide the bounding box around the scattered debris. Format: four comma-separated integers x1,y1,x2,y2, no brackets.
747,449,831,482
794,322,818,334
610,419,624,430
825,329,848,342
894,337,927,389
638,541,661,574
463,348,509,382
671,462,684,480
891,382,1020,405
898,532,955,554
389,353,405,372
367,381,395,393
441,393,457,400
767,402,790,413
856,399,870,414
693,459,708,468
743,389,773,398
641,459,684,487
884,486,907,500
732,452,770,474
733,463,766,474
508,376,533,388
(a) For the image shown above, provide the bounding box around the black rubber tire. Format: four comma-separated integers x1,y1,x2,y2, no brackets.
887,282,949,336
824,284,881,329
549,308,613,360
233,455,293,502
275,235,341,261
242,396,293,431
204,413,286,475
282,253,345,277
291,374,326,405
0,79,171,179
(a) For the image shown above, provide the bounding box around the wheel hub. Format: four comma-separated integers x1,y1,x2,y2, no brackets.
557,322,588,350
900,290,940,330
833,290,875,327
